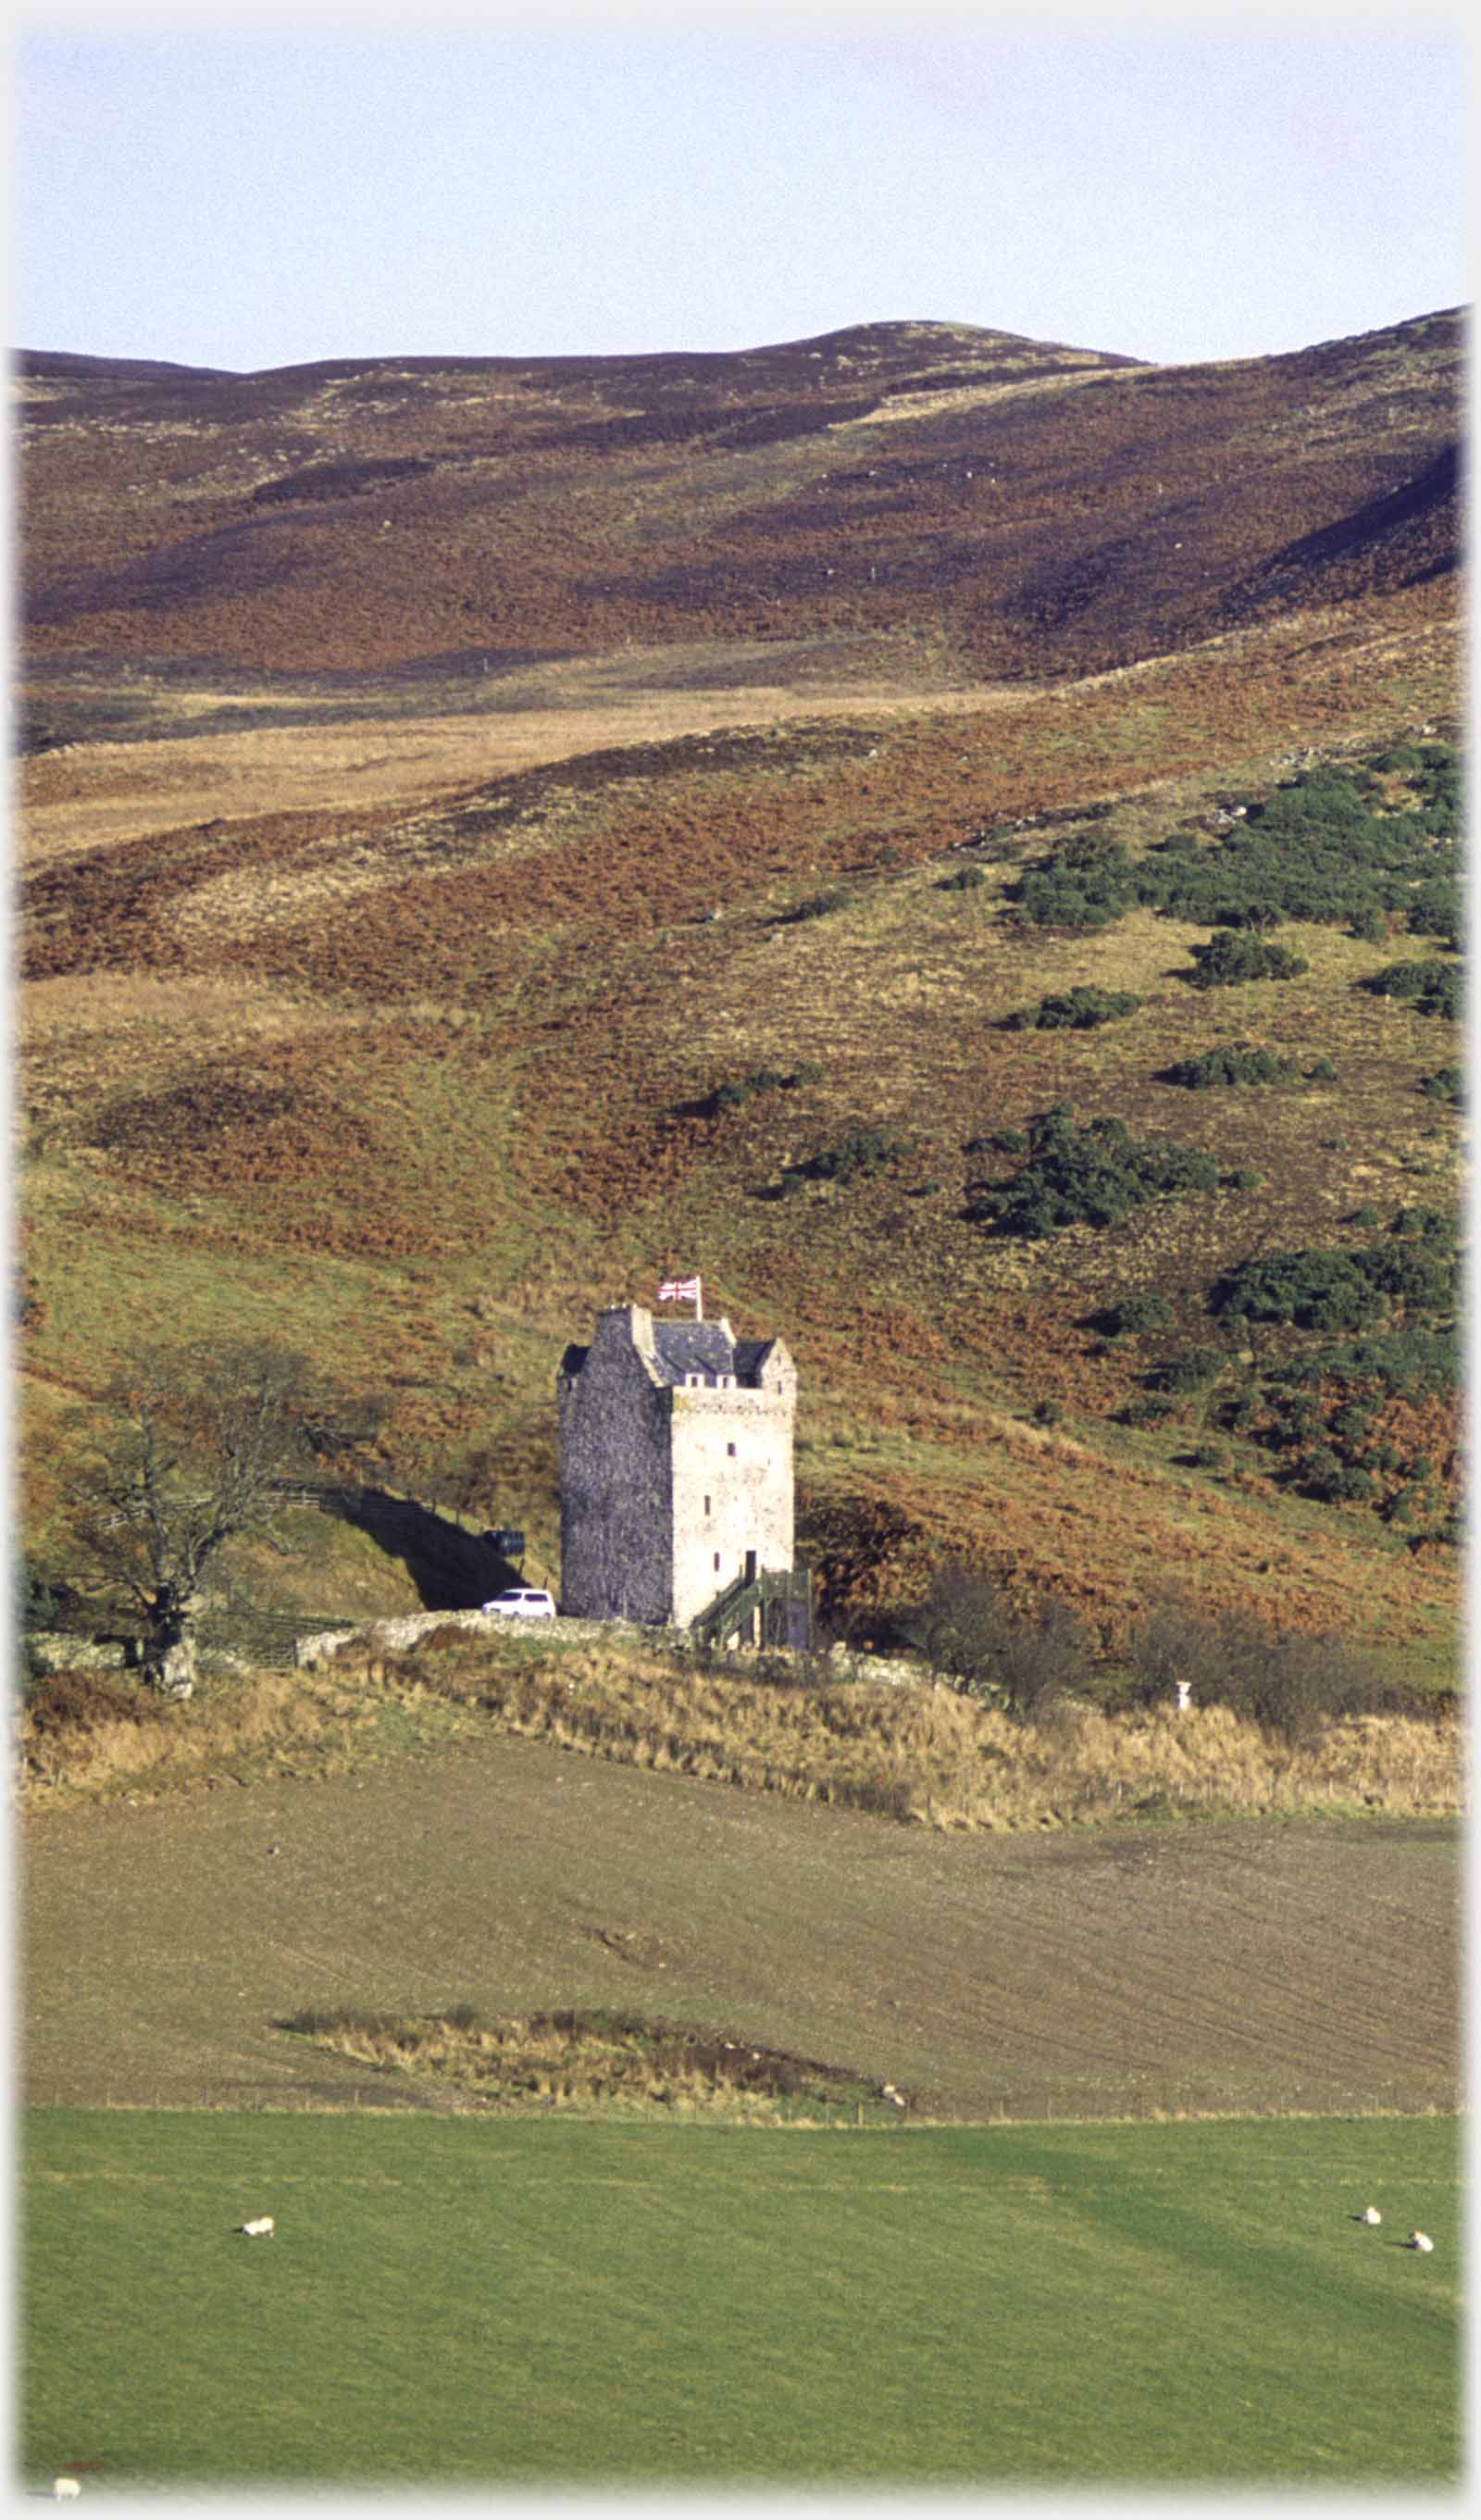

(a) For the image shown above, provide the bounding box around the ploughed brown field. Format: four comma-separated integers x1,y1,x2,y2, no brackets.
21,1732,1460,2124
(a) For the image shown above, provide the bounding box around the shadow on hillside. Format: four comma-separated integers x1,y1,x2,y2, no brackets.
320,1485,519,1611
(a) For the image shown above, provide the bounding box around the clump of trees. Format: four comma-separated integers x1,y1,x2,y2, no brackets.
902,1563,1089,1719
1124,1595,1400,1739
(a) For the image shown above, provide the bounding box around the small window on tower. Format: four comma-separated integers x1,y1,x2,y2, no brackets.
727,1441,738,1457
714,1552,721,1573
704,1494,711,1516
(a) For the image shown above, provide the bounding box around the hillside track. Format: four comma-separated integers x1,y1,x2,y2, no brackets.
22,1735,1459,2123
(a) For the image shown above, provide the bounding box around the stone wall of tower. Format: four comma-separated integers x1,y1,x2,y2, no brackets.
557,1306,796,1628
557,1306,674,1623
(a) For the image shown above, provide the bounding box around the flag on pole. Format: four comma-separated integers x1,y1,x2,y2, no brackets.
657,1274,703,1315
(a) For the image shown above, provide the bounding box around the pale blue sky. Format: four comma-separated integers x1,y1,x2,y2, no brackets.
11,14,1470,374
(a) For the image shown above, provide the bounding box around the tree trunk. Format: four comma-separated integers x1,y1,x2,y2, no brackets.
142,1590,201,1699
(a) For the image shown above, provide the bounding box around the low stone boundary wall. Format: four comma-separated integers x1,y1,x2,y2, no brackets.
294,1610,922,1687
295,1607,497,1667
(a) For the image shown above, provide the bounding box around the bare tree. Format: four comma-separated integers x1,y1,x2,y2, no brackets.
66,1339,382,1695
903,1561,1089,1718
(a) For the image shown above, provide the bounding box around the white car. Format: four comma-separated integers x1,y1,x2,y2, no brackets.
481,1588,556,1620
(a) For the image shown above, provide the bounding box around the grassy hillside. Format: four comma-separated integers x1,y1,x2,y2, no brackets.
15,311,1463,1675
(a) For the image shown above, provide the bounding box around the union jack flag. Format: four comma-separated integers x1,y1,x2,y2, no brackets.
657,1275,702,1304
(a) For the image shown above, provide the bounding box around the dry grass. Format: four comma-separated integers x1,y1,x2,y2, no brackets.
279,2002,892,2121
370,1630,1462,1831
19,1636,1458,1828
15,1663,431,1808
16,672,1028,868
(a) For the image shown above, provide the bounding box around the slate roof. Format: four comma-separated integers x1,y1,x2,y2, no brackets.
557,1310,781,1389
651,1321,763,1386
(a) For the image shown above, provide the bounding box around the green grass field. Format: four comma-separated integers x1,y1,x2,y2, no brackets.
20,2107,1460,2489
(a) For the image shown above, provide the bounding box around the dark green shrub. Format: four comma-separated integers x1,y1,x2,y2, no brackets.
1148,1350,1224,1393
785,886,853,923
785,1129,911,1188
1120,1391,1176,1427
1162,1042,1283,1089
1328,1401,1376,1441
1291,1327,1459,1399
1004,985,1143,1032
937,864,986,892
709,1066,794,1113
1103,1292,1173,1337
1364,958,1461,1019
1010,841,1138,930
972,1108,1219,1240
1406,880,1461,946
1211,1249,1388,1332
1298,1454,1378,1504
1419,1065,1463,1104
1187,929,1310,989
1305,1054,1338,1080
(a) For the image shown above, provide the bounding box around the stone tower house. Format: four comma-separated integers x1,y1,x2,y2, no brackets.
557,1304,797,1630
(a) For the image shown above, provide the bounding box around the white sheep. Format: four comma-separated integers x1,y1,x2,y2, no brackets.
237,2216,275,2238
1409,2230,1435,2252
53,2482,81,2501
1173,1680,1193,1713
1360,2206,1382,2225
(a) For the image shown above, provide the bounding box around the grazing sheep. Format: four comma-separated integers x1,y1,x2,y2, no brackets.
237,2216,275,2238
53,2482,81,2501
1173,1680,1193,1713
1409,2231,1435,2252
1360,2206,1382,2225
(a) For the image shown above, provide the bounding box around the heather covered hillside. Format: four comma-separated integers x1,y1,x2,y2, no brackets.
16,309,1464,1679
